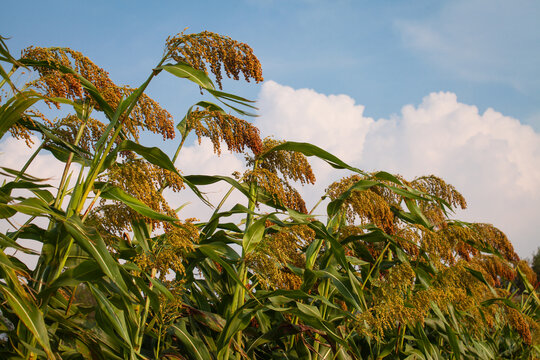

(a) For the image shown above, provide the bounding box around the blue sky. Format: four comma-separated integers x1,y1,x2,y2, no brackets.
2,0,540,258
4,0,539,129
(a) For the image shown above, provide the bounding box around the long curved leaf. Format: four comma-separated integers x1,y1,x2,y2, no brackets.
171,321,212,360
161,62,215,89
261,141,364,173
117,140,179,174
0,90,41,140
0,286,53,358
94,182,179,222
63,216,129,295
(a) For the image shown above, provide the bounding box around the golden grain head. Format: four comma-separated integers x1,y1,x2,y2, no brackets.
21,47,175,142
411,175,467,210
134,219,198,280
89,158,184,237
252,137,316,186
506,307,533,345
471,223,518,262
187,109,263,155
54,114,107,153
22,46,117,108
247,225,314,290
8,109,54,146
476,254,517,286
327,175,395,234
516,259,538,286
165,30,263,89
244,168,308,213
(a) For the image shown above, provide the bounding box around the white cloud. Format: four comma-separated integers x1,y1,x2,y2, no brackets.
0,136,69,269
396,0,540,92
0,136,68,186
255,81,373,205
173,138,248,221
256,81,540,258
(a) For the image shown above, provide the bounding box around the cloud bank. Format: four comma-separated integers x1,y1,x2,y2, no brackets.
255,81,540,258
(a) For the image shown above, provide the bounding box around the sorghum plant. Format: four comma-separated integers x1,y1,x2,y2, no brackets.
0,31,538,360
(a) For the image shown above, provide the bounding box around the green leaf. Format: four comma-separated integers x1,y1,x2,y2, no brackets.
43,143,91,166
117,140,179,174
516,266,540,304
147,276,174,301
314,269,362,312
94,182,179,222
465,267,497,296
186,306,226,332
130,219,151,252
243,215,269,255
0,233,39,255
184,174,253,208
205,88,258,116
0,203,16,219
445,322,462,360
89,285,134,350
404,198,432,228
205,88,255,104
39,260,104,298
261,141,364,174
20,118,92,162
171,321,212,360
161,62,215,89
9,197,64,218
305,238,323,270
197,244,249,294
0,284,53,358
63,216,129,295
1,180,51,193
296,302,323,319
0,90,41,141
184,174,250,198
217,307,258,357
0,166,48,182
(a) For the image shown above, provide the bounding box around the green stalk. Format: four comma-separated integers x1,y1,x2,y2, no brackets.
36,110,91,289
0,65,17,90
75,121,123,214
135,268,157,352
236,161,259,308
154,323,163,359
215,185,235,214
308,188,332,215
53,106,90,210
361,241,391,291
157,134,188,195
225,160,259,359
172,133,188,164
313,276,331,359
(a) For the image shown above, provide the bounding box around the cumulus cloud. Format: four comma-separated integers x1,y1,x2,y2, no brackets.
0,136,70,268
172,138,248,221
0,136,68,186
396,0,540,93
256,81,540,258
